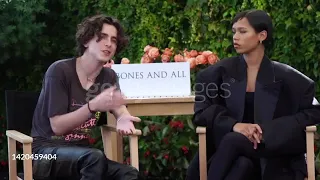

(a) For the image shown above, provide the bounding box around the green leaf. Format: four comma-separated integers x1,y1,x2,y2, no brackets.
143,126,150,136
162,126,169,138
187,118,195,130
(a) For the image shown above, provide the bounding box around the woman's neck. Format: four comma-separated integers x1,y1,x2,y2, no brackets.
243,46,265,69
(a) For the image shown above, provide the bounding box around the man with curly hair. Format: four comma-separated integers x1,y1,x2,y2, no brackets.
30,14,141,180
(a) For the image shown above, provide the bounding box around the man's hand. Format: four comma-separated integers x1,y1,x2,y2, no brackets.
233,123,263,149
89,86,125,112
116,115,141,135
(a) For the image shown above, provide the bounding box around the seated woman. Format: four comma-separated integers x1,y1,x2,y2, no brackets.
187,9,320,180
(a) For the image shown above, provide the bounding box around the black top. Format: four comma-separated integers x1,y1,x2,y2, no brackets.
242,92,254,123
31,58,119,152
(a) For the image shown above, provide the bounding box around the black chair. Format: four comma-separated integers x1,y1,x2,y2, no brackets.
5,90,142,180
5,90,39,180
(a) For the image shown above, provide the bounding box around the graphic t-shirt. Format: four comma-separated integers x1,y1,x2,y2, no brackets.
30,58,118,152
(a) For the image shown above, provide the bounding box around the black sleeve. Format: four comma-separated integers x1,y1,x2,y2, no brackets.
42,64,69,118
262,82,320,155
193,67,238,145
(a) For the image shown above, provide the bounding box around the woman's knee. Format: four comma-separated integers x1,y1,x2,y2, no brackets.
220,132,248,147
234,156,254,170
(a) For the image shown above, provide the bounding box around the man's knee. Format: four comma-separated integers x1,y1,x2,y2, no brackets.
108,160,139,180
85,148,106,162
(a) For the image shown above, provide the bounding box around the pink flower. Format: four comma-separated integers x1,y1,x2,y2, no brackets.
103,59,114,68
148,47,160,59
189,50,198,57
121,58,130,64
174,54,184,62
163,48,173,57
201,50,213,57
207,54,219,65
195,55,207,65
161,54,170,63
141,54,152,63
185,57,196,69
144,45,152,53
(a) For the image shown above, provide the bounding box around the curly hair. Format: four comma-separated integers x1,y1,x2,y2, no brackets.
75,14,129,56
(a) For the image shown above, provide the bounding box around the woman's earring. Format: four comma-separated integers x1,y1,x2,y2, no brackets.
259,40,262,44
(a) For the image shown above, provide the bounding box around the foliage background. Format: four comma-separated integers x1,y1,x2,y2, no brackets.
1,0,320,179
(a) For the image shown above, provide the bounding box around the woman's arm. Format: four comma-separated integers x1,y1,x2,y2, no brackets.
193,66,238,144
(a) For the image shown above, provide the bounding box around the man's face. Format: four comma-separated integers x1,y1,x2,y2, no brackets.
85,23,117,63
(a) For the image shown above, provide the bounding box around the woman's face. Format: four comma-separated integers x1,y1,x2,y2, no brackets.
232,17,266,54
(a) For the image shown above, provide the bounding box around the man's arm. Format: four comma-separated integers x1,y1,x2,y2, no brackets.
50,104,92,135
112,105,130,120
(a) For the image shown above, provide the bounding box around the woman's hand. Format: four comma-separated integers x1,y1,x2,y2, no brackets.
233,123,263,149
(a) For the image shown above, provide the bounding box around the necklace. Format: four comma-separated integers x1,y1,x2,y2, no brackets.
78,58,95,83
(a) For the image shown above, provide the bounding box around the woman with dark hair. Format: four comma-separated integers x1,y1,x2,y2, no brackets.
188,9,320,180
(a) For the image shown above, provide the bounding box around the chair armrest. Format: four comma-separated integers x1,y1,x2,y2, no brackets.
102,125,142,136
100,125,141,170
6,130,33,180
306,125,317,132
196,126,206,134
6,130,33,143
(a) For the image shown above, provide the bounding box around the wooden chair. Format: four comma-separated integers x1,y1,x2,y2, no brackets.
196,126,317,180
196,97,320,180
196,98,319,180
5,90,141,180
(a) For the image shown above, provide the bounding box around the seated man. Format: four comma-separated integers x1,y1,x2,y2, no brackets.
31,14,141,180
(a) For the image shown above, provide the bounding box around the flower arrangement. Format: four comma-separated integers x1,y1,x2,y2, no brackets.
139,45,220,69
103,45,220,69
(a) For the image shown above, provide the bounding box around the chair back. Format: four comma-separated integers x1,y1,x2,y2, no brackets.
5,90,40,135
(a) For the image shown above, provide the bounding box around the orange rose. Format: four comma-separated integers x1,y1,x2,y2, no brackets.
148,47,160,59
163,48,173,57
174,54,184,62
141,54,152,63
201,51,213,57
195,55,207,65
207,54,218,65
161,54,170,63
189,50,198,57
185,57,196,69
103,59,114,68
144,45,152,53
121,58,130,64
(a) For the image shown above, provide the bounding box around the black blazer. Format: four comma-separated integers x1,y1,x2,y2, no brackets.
193,55,320,179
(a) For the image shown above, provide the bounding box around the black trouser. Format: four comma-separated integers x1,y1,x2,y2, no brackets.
207,132,262,180
32,146,140,180
186,132,306,180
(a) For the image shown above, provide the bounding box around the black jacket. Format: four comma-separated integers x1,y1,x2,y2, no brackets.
192,55,320,180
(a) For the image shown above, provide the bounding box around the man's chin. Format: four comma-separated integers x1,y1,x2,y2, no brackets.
98,58,111,64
